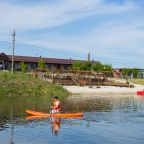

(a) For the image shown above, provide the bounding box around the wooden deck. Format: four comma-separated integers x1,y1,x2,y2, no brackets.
34,69,129,87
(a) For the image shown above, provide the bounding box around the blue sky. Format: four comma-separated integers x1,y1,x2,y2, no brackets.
0,0,144,68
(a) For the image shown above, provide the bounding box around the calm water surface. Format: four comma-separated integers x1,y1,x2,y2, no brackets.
0,94,144,144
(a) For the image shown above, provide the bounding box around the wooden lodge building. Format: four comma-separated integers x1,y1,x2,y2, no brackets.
0,52,98,72
0,52,134,87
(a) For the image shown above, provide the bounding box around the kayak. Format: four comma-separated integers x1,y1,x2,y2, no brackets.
26,115,82,120
137,91,144,95
26,110,83,118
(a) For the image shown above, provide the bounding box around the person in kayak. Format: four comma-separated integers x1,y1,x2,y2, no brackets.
51,96,61,113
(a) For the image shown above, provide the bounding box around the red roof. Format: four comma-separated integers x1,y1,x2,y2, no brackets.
7,55,76,65
1,52,100,65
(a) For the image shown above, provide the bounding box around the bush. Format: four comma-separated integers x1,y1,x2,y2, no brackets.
20,62,27,73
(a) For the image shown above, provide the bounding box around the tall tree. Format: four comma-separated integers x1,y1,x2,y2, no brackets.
122,68,131,76
132,68,138,78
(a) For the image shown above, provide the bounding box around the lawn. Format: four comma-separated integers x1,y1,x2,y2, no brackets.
129,79,144,85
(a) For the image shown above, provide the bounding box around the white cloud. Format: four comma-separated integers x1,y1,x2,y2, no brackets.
0,0,143,67
15,14,144,68
0,0,136,32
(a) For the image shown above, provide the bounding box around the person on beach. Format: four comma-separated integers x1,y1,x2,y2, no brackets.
51,96,61,113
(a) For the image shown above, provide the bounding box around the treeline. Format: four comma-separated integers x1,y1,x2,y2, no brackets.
72,61,113,72
72,61,140,78
122,68,139,78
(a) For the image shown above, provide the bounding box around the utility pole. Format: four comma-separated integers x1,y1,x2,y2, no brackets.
11,30,16,74
88,52,90,61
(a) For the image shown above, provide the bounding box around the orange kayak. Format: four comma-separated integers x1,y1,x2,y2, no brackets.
26,110,83,118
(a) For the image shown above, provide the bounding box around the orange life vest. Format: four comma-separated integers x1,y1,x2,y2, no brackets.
53,100,61,110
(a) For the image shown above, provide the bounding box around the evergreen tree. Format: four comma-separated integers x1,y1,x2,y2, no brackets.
88,52,90,61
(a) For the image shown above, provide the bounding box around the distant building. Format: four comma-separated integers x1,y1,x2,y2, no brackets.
137,69,144,79
0,52,100,72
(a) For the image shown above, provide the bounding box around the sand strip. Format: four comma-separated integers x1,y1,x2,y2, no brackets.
63,84,144,95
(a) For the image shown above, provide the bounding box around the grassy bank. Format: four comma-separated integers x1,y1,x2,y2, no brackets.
0,72,69,97
114,78,144,86
129,79,144,85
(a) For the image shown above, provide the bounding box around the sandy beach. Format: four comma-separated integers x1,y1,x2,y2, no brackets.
63,83,144,95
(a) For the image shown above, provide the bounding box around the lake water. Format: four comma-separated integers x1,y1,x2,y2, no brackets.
0,94,144,144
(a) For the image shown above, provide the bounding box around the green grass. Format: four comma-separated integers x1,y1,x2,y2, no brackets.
129,79,144,85
0,72,69,97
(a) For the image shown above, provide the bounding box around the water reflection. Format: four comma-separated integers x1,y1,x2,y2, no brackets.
25,115,83,136
65,95,144,112
26,116,60,131
26,116,61,135
51,117,61,135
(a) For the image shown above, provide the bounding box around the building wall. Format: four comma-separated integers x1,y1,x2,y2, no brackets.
45,63,51,70
27,63,37,71
0,53,73,71
0,60,4,70
15,62,21,71
7,62,12,71
2,61,72,72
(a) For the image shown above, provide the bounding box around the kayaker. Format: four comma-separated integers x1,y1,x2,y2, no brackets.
51,96,61,113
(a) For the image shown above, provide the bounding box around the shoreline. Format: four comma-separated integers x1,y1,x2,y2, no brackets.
63,84,144,96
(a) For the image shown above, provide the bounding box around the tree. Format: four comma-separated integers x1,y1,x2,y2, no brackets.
130,68,138,78
72,60,114,73
103,64,113,72
72,61,92,71
72,61,83,70
82,61,92,70
20,62,27,73
38,58,46,69
92,63,104,72
122,68,130,76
